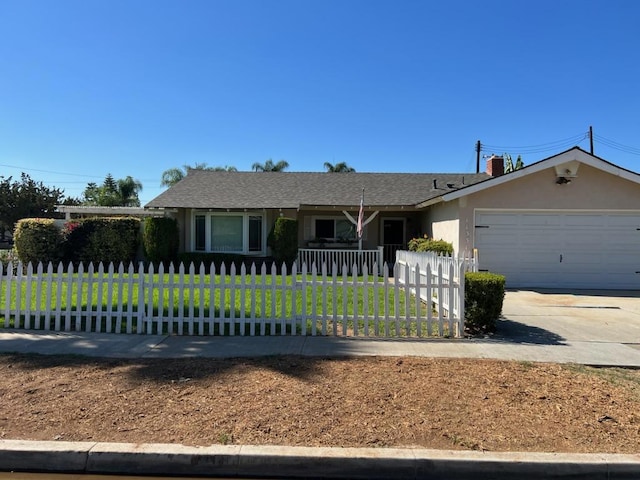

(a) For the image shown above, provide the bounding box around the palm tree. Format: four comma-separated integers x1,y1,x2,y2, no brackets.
211,165,238,172
160,168,186,188
324,161,356,172
251,159,289,172
161,163,237,187
82,174,143,206
117,176,143,207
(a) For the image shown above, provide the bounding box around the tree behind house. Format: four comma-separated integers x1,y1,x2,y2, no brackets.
160,163,238,187
504,154,524,173
0,173,64,239
82,174,143,207
252,159,289,172
323,161,356,172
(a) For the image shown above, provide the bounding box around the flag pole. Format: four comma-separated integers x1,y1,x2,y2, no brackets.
357,188,364,251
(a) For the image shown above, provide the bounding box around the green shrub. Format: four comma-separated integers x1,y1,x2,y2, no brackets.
0,248,20,274
267,217,299,266
13,218,64,265
408,235,454,255
64,217,141,266
0,248,19,265
464,272,506,334
143,217,179,264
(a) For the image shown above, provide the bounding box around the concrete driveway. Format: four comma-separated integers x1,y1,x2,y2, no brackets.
498,289,640,344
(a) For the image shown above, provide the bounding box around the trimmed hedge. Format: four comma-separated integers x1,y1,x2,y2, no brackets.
464,271,506,334
143,217,179,264
267,217,298,267
14,218,64,265
408,236,454,255
64,217,141,265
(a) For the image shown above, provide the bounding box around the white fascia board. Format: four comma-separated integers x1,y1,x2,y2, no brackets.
440,147,640,203
415,196,445,208
56,205,166,216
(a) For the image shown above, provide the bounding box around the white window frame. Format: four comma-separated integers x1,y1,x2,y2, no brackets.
191,211,266,255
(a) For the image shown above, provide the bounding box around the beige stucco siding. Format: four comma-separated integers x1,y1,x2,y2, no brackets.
451,164,640,256
426,200,460,254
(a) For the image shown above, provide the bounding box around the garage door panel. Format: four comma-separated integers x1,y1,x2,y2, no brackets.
520,231,557,245
606,215,640,227
475,210,640,289
563,254,602,268
564,214,605,227
562,273,601,288
476,213,519,225
520,215,562,227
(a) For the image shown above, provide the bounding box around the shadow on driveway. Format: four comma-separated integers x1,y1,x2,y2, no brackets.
487,318,566,346
509,288,640,299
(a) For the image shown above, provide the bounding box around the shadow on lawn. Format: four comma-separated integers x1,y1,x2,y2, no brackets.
0,350,327,383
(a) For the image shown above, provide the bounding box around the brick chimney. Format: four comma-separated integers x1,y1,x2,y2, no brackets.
486,155,504,177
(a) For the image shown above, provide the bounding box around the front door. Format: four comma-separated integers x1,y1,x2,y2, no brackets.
382,219,405,265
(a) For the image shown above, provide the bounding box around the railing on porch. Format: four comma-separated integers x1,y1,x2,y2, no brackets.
297,247,384,275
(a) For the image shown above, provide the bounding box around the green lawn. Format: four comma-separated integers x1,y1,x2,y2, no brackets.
0,271,456,337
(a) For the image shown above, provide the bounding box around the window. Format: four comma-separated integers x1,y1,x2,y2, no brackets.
195,215,206,251
314,217,357,241
248,215,262,252
315,219,334,239
211,216,243,252
193,212,264,254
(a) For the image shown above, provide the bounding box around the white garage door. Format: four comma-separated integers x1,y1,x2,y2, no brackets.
474,211,640,289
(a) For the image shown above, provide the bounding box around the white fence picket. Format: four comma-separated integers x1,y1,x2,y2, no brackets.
0,257,466,338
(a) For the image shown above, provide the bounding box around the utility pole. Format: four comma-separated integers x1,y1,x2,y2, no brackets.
476,140,481,173
589,126,594,154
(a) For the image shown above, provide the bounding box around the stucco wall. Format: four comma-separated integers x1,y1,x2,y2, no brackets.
451,163,640,256
426,200,460,254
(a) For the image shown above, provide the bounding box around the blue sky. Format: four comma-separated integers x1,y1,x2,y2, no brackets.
2,0,640,204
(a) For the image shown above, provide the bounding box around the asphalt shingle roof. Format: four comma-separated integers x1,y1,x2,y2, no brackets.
145,171,491,209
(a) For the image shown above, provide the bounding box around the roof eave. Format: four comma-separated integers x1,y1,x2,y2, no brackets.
438,147,640,203
415,196,445,209
299,203,420,211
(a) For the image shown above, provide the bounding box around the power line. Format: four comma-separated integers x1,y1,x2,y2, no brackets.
482,132,588,151
481,132,589,155
0,163,157,184
0,163,105,179
478,129,640,165
592,134,640,156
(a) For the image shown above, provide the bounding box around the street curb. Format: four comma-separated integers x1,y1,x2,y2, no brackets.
1,440,639,479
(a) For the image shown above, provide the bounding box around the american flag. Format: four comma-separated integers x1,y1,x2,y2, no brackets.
357,188,364,239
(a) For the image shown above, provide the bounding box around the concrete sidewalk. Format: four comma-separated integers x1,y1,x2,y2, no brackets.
3,288,639,366
2,293,640,479
1,328,640,367
1,331,640,478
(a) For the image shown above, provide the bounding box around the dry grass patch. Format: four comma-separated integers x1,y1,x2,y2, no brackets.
0,354,639,453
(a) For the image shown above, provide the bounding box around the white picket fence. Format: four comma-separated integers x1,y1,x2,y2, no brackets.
0,259,466,338
395,251,477,319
